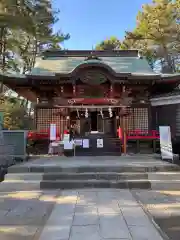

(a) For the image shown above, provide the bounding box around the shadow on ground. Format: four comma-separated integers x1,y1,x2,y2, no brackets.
155,216,180,240
133,190,180,240
0,190,58,240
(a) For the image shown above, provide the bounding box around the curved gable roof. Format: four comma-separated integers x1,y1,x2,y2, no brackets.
30,55,154,76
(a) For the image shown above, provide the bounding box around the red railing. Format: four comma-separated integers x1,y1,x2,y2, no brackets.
117,128,159,140
126,130,159,140
27,129,63,140
28,129,160,141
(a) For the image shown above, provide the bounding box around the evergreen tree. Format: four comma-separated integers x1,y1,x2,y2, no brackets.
95,37,121,50
0,0,70,74
124,0,180,72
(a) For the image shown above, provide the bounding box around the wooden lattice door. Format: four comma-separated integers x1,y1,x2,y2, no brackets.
36,108,68,137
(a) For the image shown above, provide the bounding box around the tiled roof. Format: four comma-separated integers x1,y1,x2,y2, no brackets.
30,56,155,76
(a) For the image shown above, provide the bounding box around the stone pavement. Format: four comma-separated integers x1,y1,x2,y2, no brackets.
133,189,180,240
0,188,164,240
39,189,163,240
1,155,178,239
0,190,58,240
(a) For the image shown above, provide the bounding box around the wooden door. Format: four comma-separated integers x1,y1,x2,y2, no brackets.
104,117,115,136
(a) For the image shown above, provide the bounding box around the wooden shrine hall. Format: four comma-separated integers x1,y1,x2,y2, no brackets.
1,49,180,156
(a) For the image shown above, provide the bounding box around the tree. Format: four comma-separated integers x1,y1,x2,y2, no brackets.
0,0,70,72
121,34,158,69
0,0,36,72
0,96,34,130
0,0,70,91
124,0,180,73
95,37,121,50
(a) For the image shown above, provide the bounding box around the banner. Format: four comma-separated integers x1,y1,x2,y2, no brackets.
159,126,173,161
50,123,56,141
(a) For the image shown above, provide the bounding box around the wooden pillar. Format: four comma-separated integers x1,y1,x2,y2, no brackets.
120,84,126,155
121,116,127,154
66,109,70,128
34,104,38,130
123,118,127,154
115,115,119,136
121,85,127,154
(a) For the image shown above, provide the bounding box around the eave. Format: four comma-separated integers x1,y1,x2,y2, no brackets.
151,94,180,106
1,72,180,95
0,74,36,102
155,74,180,83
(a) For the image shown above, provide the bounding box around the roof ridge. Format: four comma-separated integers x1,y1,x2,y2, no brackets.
42,49,139,58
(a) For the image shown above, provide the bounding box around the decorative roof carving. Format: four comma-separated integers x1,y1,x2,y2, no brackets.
80,70,107,85
84,55,102,61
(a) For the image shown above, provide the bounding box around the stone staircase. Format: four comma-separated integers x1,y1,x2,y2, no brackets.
41,171,151,189
6,162,180,190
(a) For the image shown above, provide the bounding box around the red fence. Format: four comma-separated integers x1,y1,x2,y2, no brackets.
28,129,160,141
117,128,159,140
27,129,64,141
126,130,159,140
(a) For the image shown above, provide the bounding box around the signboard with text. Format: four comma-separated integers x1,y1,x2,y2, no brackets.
97,139,103,148
50,123,56,141
159,126,173,162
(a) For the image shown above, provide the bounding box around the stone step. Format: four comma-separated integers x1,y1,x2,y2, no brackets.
4,173,43,181
0,173,42,191
5,171,180,181
40,179,151,190
4,171,180,191
8,164,180,173
74,152,121,156
43,172,148,181
40,178,180,190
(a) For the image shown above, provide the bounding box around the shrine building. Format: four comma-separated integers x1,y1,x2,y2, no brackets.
1,49,180,155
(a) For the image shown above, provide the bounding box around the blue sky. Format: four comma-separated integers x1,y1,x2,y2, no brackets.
52,0,152,50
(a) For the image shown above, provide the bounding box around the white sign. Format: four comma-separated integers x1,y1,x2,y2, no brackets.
74,139,82,146
63,134,70,142
50,123,56,141
83,139,89,148
52,142,59,147
97,138,103,148
159,126,173,161
64,140,74,150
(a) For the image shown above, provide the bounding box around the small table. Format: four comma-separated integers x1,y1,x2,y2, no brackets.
51,141,64,155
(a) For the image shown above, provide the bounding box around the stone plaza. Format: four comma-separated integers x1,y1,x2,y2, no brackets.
0,155,180,239
0,188,165,240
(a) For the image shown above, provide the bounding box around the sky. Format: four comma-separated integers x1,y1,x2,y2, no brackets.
52,0,152,50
